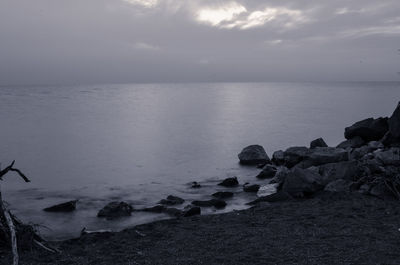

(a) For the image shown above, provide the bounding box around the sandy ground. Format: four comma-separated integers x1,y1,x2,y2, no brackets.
2,192,400,265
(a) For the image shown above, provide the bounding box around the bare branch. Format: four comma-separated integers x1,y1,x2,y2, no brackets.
0,161,30,182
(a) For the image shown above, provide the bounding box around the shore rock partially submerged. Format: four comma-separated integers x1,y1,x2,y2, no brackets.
97,202,133,219
238,145,270,165
43,200,78,212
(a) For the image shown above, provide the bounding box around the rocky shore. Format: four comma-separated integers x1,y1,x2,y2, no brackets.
1,102,400,264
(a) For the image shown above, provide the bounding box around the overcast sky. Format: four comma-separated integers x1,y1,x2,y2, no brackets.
1,0,400,85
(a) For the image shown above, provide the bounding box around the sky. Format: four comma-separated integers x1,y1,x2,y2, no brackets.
1,0,400,85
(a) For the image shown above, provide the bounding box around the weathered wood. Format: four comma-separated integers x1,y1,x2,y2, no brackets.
0,160,30,182
4,210,18,265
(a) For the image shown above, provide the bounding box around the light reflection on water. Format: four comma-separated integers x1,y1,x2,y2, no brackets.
0,82,399,240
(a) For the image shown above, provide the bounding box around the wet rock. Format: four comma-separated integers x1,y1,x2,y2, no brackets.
243,184,260,192
310,138,328,149
191,182,201,189
247,191,291,205
140,205,166,213
388,102,400,138
43,200,77,212
256,165,277,179
192,199,227,209
281,167,324,197
283,146,310,168
183,206,201,217
238,145,270,165
337,136,365,149
318,161,359,185
270,166,290,185
97,202,133,218
218,177,239,187
324,179,353,193
164,208,183,217
212,191,234,199
271,150,284,166
158,195,185,206
368,141,384,150
344,117,388,141
302,147,349,167
375,148,400,166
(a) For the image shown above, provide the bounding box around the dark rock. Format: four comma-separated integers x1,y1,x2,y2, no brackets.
369,183,395,199
272,150,285,165
140,205,166,213
43,200,77,212
337,136,365,149
270,166,290,185
192,199,227,209
281,167,324,197
191,182,201,189
158,195,185,206
256,163,267,168
368,141,384,149
283,146,310,168
381,132,400,147
243,184,260,192
247,191,291,205
388,102,400,138
318,161,359,185
344,117,388,141
302,147,348,167
212,191,234,199
238,145,270,165
350,145,374,160
218,177,239,187
375,148,400,166
256,165,277,179
97,202,133,218
183,206,201,217
163,208,183,217
324,179,353,193
310,138,328,149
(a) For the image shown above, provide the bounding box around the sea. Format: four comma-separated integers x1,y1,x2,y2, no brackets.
0,82,399,240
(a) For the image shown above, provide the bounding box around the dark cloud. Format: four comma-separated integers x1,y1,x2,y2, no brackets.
1,0,399,85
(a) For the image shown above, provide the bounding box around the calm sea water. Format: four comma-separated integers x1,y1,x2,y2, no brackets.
0,82,399,239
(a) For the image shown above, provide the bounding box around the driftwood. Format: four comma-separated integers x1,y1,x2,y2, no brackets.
0,161,59,265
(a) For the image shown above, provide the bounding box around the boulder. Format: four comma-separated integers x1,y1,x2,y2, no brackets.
163,208,183,217
256,165,277,179
344,117,388,141
318,161,359,185
192,199,227,209
310,138,328,149
243,184,260,192
388,102,400,138
350,145,374,160
212,191,234,199
368,141,384,150
283,146,310,168
183,206,201,217
337,136,365,149
270,166,290,185
97,202,133,218
281,167,324,197
324,179,353,193
191,182,201,189
375,148,400,166
369,183,395,199
218,177,239,187
158,195,185,206
247,191,291,205
140,205,166,213
381,132,400,147
43,200,77,212
302,147,348,167
238,145,270,165
272,150,285,165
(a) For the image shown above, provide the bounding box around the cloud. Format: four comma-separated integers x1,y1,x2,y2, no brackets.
122,0,158,8
196,2,247,26
134,42,161,51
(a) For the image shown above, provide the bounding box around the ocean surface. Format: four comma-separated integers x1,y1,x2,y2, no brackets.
0,82,399,240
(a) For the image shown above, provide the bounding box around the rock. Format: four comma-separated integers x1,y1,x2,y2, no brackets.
272,150,285,165
270,166,290,185
183,206,201,217
140,205,166,213
243,184,260,192
256,165,277,179
337,136,365,149
43,200,77,212
350,145,374,160
358,184,370,194
324,179,353,193
191,182,201,189
247,191,291,205
218,177,239,187
163,208,183,217
369,183,394,199
302,147,349,167
257,183,279,197
192,199,227,209
281,167,324,197
344,117,388,141
283,147,310,168
388,102,400,138
97,202,133,218
238,145,270,165
381,132,400,147
212,191,234,199
310,138,328,149
318,161,359,185
158,195,185,206
375,148,400,166
368,141,384,149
